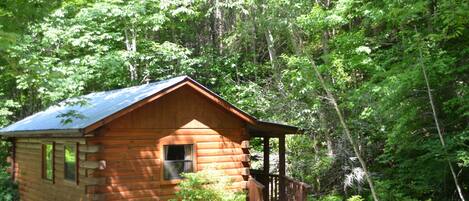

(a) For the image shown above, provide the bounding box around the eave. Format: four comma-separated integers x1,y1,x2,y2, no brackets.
0,129,83,138
247,121,301,137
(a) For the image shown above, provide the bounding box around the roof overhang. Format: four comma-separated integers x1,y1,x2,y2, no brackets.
247,121,301,138
0,76,300,138
0,129,83,138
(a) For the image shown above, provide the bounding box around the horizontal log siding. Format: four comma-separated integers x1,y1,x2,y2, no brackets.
87,86,249,201
88,129,249,201
15,138,89,201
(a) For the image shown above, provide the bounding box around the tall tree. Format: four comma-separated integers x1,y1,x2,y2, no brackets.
416,33,466,201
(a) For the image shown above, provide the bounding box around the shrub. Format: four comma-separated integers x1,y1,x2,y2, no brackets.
372,180,418,201
314,194,343,201
0,170,18,201
171,169,245,201
346,195,364,201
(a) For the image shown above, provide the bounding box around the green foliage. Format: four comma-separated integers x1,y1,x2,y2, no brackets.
346,195,364,201
313,194,343,201
0,141,10,168
172,170,245,201
0,171,18,201
0,99,19,127
372,180,418,201
287,135,333,191
0,0,468,200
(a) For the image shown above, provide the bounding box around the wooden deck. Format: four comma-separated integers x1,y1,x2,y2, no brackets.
250,171,311,201
245,134,309,201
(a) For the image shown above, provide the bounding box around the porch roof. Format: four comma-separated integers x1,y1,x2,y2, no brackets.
248,120,300,137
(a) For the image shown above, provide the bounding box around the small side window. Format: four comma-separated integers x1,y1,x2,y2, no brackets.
64,144,78,183
163,144,194,180
42,142,54,181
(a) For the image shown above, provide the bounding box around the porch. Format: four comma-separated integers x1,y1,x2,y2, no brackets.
247,122,311,201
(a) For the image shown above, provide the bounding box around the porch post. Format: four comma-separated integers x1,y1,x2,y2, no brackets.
279,136,286,201
263,137,270,201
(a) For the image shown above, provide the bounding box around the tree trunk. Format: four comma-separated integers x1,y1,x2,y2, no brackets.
265,28,276,70
417,40,466,201
319,106,335,158
307,57,380,201
214,0,223,54
288,23,302,55
251,6,257,64
124,28,138,81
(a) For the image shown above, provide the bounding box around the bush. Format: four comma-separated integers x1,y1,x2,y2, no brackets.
171,169,245,201
346,195,364,201
313,194,343,201
372,180,418,201
0,170,18,201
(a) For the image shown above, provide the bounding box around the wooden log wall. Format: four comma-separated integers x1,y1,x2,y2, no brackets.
85,85,251,201
14,138,90,201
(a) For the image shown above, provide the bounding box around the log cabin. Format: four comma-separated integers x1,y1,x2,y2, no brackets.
0,76,310,201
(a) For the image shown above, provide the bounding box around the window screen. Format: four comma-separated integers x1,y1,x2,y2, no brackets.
42,143,54,181
163,144,193,180
64,144,77,182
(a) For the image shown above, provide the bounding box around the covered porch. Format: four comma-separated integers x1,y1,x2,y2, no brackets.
247,121,311,201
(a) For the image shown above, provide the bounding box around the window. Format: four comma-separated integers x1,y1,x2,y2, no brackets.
42,143,54,181
64,144,77,182
163,144,194,180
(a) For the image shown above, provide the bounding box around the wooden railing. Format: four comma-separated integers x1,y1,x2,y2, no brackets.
250,170,311,201
268,174,279,201
248,177,265,201
284,176,311,201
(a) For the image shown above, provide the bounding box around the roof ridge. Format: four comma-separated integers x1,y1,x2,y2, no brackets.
83,75,189,97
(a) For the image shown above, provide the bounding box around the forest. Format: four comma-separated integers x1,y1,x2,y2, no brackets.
0,0,468,200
